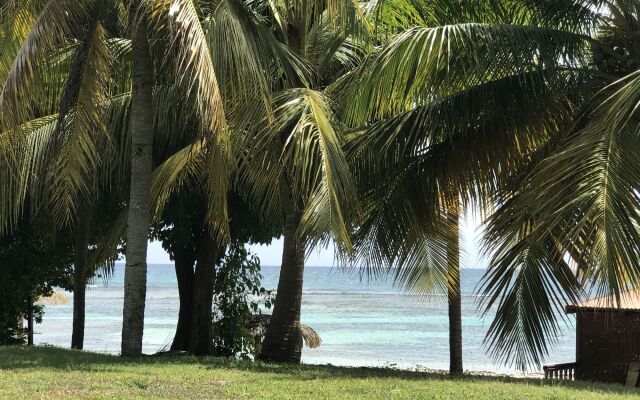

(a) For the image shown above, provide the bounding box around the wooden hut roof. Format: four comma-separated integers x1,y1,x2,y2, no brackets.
566,288,640,313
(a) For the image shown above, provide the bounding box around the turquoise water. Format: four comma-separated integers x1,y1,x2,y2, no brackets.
35,264,576,373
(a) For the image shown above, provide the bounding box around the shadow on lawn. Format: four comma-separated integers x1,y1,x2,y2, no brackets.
1,346,636,396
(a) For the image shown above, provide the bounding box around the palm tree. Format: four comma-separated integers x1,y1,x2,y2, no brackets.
446,203,462,373
478,1,640,370
245,89,359,363
0,0,271,356
0,0,152,357
0,0,133,349
127,0,321,354
233,0,367,362
336,0,608,372
340,0,640,373
120,0,156,356
144,0,307,355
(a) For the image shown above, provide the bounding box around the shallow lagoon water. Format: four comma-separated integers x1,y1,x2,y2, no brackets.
35,264,576,373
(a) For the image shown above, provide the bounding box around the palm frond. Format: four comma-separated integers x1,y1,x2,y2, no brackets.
338,22,590,126
150,141,205,221
478,222,583,370
87,206,127,281
45,15,114,226
0,0,42,83
0,114,58,232
238,88,357,248
146,0,226,135
202,0,311,126
367,0,604,35
478,68,640,368
0,0,93,130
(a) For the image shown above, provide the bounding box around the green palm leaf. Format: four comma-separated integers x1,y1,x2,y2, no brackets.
45,13,114,226
339,22,590,126
238,88,357,248
0,0,94,129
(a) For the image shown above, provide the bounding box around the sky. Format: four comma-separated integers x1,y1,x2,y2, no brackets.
146,210,490,268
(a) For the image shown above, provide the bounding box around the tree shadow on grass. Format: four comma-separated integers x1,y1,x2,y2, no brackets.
1,346,637,397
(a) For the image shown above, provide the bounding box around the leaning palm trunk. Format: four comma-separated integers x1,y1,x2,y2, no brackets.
447,202,463,374
258,203,305,363
121,5,155,357
71,207,92,349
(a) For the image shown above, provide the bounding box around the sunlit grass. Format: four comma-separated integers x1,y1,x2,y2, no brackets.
0,346,637,399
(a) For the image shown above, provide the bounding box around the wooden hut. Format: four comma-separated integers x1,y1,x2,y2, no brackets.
544,289,640,386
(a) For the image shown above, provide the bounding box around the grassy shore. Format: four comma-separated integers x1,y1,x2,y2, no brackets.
0,346,637,399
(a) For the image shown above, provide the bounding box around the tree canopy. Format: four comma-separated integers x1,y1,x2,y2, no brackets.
2,0,640,373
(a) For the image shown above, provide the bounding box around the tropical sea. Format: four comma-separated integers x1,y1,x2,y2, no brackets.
35,264,576,374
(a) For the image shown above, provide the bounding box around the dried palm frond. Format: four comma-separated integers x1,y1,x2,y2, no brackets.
246,314,321,349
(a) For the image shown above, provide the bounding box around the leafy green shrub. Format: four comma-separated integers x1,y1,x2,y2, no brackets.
212,243,273,359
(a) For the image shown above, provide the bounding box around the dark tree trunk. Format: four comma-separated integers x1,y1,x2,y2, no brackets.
187,231,221,356
18,315,25,341
27,296,34,346
121,4,154,356
258,203,305,363
171,249,195,352
71,208,92,350
447,203,463,374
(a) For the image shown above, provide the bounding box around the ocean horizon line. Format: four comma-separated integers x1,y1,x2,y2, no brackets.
115,262,490,270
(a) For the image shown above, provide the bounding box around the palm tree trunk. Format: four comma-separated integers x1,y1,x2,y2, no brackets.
171,248,195,352
447,202,463,374
71,207,92,350
258,202,305,363
188,231,221,356
121,5,154,356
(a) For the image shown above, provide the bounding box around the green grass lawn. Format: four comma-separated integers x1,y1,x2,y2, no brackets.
0,346,637,399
